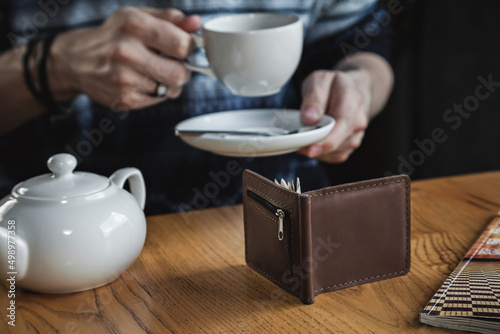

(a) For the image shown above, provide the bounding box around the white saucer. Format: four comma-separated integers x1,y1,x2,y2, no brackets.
174,109,335,157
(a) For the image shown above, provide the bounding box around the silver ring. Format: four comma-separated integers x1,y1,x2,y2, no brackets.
153,82,167,98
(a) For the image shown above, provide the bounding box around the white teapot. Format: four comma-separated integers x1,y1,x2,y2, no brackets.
0,153,147,293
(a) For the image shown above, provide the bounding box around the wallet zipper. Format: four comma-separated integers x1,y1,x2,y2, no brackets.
247,189,287,241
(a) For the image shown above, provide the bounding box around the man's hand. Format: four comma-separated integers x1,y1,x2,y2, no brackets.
50,7,202,110
298,53,394,163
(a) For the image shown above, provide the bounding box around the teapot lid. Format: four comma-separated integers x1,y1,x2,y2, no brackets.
13,154,110,199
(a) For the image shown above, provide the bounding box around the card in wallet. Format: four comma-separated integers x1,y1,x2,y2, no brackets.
242,169,411,304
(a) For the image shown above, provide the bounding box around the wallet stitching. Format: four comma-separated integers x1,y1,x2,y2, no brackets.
309,177,411,300
313,270,407,293
308,179,406,197
301,197,312,302
246,174,297,200
247,184,295,209
404,177,411,272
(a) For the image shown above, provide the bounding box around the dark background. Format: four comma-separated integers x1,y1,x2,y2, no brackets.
323,0,500,184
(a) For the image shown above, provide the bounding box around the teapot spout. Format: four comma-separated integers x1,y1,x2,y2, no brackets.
0,197,29,281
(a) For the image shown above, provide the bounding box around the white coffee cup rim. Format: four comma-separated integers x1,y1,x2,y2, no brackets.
203,12,301,35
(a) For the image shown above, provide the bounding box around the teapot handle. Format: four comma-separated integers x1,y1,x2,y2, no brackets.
0,196,29,281
110,168,146,210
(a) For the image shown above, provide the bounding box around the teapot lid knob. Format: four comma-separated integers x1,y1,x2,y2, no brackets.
47,153,77,177
13,153,110,199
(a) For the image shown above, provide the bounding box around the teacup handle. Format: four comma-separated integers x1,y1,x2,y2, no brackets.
183,33,216,79
110,168,146,210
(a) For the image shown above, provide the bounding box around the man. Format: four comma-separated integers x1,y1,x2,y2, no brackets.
0,0,393,214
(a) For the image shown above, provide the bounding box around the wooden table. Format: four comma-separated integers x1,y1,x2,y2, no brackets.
2,171,500,333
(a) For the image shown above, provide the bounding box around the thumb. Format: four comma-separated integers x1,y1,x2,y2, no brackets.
300,71,334,124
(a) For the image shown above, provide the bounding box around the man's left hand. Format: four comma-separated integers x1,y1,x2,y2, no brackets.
298,69,372,163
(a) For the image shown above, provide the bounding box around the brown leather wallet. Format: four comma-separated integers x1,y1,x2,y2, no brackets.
242,169,411,304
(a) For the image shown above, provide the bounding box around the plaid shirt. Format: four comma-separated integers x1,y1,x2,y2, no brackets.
0,0,391,215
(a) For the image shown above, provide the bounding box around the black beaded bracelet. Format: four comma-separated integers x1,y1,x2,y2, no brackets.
38,35,68,116
22,40,44,103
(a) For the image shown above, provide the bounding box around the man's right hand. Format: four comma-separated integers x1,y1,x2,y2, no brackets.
50,7,202,111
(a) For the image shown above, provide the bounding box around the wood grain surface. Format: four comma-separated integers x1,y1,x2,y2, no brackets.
2,171,500,333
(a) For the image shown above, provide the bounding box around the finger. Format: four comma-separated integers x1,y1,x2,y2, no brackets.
138,7,186,22
298,130,365,161
108,79,167,111
142,52,191,88
109,55,184,102
176,15,203,33
112,40,191,89
131,81,181,103
164,86,182,99
334,130,365,155
327,72,368,131
300,70,334,124
136,72,158,94
307,118,351,157
136,71,181,99
117,8,195,59
135,55,188,99
108,64,156,94
112,90,168,111
139,7,202,32
108,66,161,100
140,86,182,103
297,120,358,158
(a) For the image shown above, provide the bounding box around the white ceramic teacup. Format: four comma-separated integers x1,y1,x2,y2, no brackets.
184,13,303,97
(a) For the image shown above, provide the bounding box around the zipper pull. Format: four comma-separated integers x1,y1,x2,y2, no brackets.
276,209,285,241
